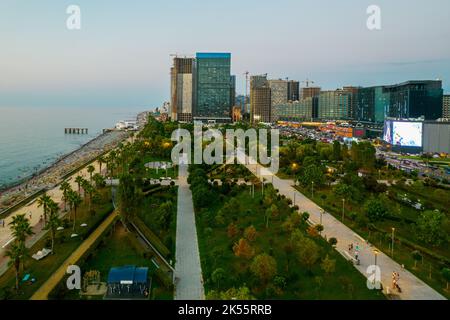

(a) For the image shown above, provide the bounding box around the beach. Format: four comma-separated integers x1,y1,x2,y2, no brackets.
0,110,149,215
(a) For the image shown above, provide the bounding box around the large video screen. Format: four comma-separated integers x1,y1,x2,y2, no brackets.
392,122,423,147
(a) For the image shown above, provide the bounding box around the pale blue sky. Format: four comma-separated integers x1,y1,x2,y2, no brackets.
1,0,449,108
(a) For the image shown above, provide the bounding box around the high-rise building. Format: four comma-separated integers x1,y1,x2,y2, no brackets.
170,57,194,122
356,86,388,123
273,98,314,122
232,106,242,122
342,86,360,120
442,95,450,119
268,79,288,106
287,80,300,101
301,87,321,100
318,90,352,120
250,75,271,123
384,80,443,120
193,52,232,122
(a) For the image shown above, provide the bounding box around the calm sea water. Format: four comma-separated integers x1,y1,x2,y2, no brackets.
0,106,144,189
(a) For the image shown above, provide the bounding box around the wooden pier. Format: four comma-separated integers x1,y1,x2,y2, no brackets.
64,128,88,134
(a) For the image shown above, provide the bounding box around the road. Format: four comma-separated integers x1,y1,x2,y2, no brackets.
174,161,204,300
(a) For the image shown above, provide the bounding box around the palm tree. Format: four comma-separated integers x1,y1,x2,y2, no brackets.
45,200,61,254
98,156,105,176
37,193,52,226
81,180,94,210
68,190,82,232
75,175,85,195
5,242,26,291
87,165,95,182
9,214,34,244
59,180,72,212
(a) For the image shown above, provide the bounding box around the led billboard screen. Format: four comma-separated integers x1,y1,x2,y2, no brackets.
392,122,423,147
383,120,393,144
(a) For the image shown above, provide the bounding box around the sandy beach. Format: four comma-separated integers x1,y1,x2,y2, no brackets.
0,111,149,275
0,130,129,213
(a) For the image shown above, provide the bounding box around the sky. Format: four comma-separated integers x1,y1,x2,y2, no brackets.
0,0,449,108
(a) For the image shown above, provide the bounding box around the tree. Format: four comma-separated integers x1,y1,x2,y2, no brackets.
233,238,255,259
98,156,105,175
37,193,52,226
45,200,61,254
227,222,239,239
244,225,257,242
118,174,140,223
441,268,450,291
59,181,72,211
211,268,226,289
416,210,448,246
265,204,279,229
92,173,105,188
157,201,173,230
411,250,422,269
250,254,277,285
321,254,336,274
301,212,310,222
9,214,34,244
68,190,82,232
296,237,320,270
332,141,341,161
328,237,338,247
315,224,324,234
298,164,325,187
5,242,26,291
206,286,254,300
87,165,95,181
364,198,388,222
75,175,85,194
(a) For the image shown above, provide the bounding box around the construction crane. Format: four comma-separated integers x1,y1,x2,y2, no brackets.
244,71,250,111
301,78,315,88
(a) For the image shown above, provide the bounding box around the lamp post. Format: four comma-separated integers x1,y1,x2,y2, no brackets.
294,192,296,206
311,181,314,198
320,208,324,225
373,249,379,267
342,198,345,221
391,228,395,258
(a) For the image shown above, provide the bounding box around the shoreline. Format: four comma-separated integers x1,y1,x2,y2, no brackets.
0,110,149,215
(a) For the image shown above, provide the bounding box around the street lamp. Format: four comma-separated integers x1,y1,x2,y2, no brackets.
320,208,324,225
391,228,395,258
373,249,380,267
294,192,296,206
311,181,314,198
342,198,345,221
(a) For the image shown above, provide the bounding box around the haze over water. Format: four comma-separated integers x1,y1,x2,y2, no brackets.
0,106,144,189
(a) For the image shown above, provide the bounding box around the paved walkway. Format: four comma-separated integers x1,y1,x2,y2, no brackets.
246,161,446,300
174,162,204,300
30,211,118,300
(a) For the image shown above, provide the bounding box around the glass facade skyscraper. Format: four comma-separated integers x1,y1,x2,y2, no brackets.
193,52,232,122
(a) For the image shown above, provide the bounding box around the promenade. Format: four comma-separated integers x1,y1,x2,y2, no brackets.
174,162,204,300
247,162,446,300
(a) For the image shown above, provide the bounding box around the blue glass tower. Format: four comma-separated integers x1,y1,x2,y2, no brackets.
194,52,232,122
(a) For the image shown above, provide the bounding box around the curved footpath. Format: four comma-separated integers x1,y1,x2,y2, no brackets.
30,211,118,300
246,161,446,300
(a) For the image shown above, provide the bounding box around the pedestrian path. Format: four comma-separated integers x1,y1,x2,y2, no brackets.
174,163,204,300
244,160,446,300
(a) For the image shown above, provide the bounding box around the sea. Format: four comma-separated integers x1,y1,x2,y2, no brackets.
0,106,145,189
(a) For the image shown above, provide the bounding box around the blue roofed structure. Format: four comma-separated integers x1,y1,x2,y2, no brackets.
106,266,150,299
